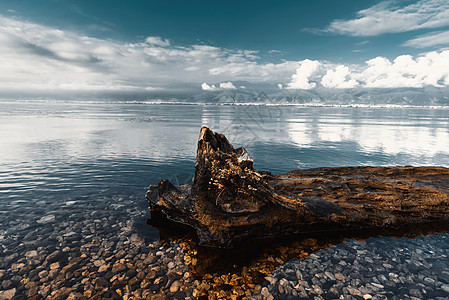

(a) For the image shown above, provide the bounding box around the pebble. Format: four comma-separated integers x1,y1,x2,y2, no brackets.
36,214,55,224
154,277,164,285
93,260,103,267
98,265,109,273
441,284,449,293
111,263,126,273
0,195,198,299
25,250,38,258
251,235,449,299
260,287,274,300
3,192,449,300
0,288,16,300
170,280,181,293
371,282,384,289
49,262,60,270
38,270,48,279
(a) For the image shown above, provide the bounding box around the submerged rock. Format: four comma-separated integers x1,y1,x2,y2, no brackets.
147,127,449,248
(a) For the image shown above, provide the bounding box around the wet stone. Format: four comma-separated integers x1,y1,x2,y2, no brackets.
98,264,109,273
170,280,181,293
25,250,38,258
45,250,63,264
128,277,139,286
440,284,449,293
50,262,60,270
38,270,48,279
252,235,449,299
36,215,55,224
0,288,16,300
111,263,126,274
4,181,449,300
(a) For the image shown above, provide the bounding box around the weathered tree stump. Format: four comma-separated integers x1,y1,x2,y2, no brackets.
146,127,449,248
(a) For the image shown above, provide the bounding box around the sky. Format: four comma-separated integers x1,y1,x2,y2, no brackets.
1,0,449,94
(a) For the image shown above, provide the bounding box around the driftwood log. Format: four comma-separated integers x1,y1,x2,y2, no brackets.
146,127,449,248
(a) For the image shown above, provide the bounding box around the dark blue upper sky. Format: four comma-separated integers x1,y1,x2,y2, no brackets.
1,0,449,92
2,0,444,63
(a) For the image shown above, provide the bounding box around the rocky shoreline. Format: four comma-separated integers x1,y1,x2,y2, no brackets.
0,196,196,300
1,194,449,299
253,234,449,300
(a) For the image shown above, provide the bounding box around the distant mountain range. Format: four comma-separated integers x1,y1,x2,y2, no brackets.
186,86,449,107
2,85,449,107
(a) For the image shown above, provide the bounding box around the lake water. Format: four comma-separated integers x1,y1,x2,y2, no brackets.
1,100,449,298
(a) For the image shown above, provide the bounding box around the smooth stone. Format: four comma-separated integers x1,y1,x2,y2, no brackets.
50,262,60,270
11,263,25,270
2,280,12,289
45,250,62,264
93,260,102,267
370,282,384,289
0,288,16,300
260,287,273,300
38,270,48,278
25,250,38,258
441,284,449,293
170,280,181,293
143,255,156,264
98,265,109,273
111,263,126,274
37,215,55,224
128,277,139,286
335,273,346,282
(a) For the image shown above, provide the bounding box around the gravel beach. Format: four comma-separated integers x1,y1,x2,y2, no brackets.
252,235,449,300
1,195,449,299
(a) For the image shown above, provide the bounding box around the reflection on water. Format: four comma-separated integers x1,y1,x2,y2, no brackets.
287,114,449,156
1,101,449,219
1,101,449,225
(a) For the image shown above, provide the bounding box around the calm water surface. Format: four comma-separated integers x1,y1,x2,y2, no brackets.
1,101,449,231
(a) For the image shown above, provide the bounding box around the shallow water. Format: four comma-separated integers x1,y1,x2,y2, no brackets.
1,100,449,298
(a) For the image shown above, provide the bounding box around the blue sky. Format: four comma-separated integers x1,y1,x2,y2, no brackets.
1,0,449,93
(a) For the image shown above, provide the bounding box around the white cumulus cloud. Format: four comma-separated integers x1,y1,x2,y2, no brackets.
286,60,321,89
326,0,449,36
321,65,359,88
0,15,298,92
357,51,449,88
1,15,449,93
286,50,449,89
219,82,236,89
145,36,170,47
202,81,237,90
201,83,218,91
